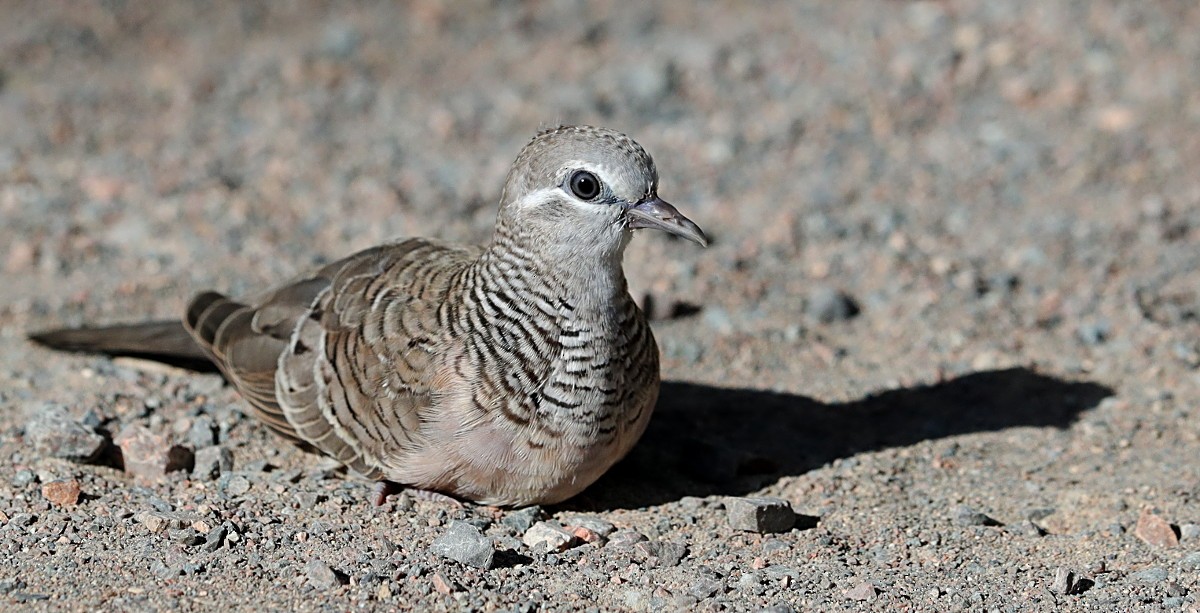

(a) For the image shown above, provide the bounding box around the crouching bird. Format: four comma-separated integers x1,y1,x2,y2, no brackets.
30,125,707,507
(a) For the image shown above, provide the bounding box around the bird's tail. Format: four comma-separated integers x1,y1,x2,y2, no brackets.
28,321,214,370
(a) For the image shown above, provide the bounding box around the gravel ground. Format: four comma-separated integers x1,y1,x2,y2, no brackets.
3,1,1200,611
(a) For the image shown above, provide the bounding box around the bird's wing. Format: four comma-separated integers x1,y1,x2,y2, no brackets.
184,239,480,477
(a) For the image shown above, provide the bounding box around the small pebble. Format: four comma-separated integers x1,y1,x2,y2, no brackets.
1076,320,1111,346
805,286,861,323
114,424,193,479
844,581,877,601
186,415,218,448
202,524,228,552
688,578,722,600
431,571,456,594
607,530,649,548
522,521,580,553
1009,520,1047,537
192,446,234,480
430,520,495,569
952,505,1002,527
762,538,790,554
1179,523,1200,542
40,479,81,506
25,404,106,462
1134,507,1179,548
170,527,203,547
135,511,201,534
305,558,348,589
1050,567,1074,595
221,474,252,497
1180,552,1200,570
242,459,273,473
569,525,604,545
501,506,543,535
12,469,37,487
653,541,688,567
1132,567,1168,583
725,497,796,533
567,515,616,538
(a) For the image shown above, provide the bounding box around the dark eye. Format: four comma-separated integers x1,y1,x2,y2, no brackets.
568,170,602,201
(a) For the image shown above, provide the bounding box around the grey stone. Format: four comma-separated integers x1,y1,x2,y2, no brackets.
737,571,764,592
306,558,347,588
430,520,495,569
607,529,649,548
241,459,273,472
6,513,35,528
192,446,234,480
688,577,723,600
463,517,491,532
170,527,203,547
25,403,106,462
1076,320,1111,346
654,541,688,567
1132,567,1168,583
805,287,861,323
202,524,227,552
501,506,543,535
1050,567,1074,595
1010,520,1047,537
952,505,1002,527
762,538,790,554
12,469,37,487
219,474,251,496
134,511,202,534
679,496,706,512
1182,552,1200,570
1179,523,1200,541
0,579,28,594
845,581,878,601
725,497,796,533
186,415,218,448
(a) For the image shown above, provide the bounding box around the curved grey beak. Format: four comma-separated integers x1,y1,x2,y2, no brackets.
625,197,708,247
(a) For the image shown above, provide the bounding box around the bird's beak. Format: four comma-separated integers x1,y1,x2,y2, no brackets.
625,197,708,247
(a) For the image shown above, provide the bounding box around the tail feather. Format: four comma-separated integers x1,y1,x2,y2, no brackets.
29,320,214,369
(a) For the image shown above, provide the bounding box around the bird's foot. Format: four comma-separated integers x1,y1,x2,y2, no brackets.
371,480,466,508
371,480,404,507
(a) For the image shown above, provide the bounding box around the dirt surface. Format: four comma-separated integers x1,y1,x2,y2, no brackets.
3,1,1200,611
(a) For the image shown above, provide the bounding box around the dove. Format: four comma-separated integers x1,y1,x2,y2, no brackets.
30,125,707,507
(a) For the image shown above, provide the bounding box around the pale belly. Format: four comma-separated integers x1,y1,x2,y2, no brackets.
387,381,659,506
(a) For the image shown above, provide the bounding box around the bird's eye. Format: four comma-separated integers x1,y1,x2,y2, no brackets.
568,170,602,201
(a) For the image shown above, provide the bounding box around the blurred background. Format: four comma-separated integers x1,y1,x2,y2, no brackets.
4,2,1198,400
4,1,1198,389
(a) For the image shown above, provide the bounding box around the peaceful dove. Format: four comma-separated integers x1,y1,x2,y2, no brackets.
30,125,707,506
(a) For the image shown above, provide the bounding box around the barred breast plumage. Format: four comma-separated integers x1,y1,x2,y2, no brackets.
30,125,707,506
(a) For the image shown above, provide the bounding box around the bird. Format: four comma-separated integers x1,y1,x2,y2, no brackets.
30,125,708,507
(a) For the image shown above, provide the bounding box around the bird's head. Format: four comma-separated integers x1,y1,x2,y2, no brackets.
494,126,707,264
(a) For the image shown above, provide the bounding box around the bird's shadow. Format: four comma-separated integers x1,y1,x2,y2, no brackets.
569,367,1113,511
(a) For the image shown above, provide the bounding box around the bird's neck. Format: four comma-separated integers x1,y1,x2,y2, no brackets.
478,232,631,313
